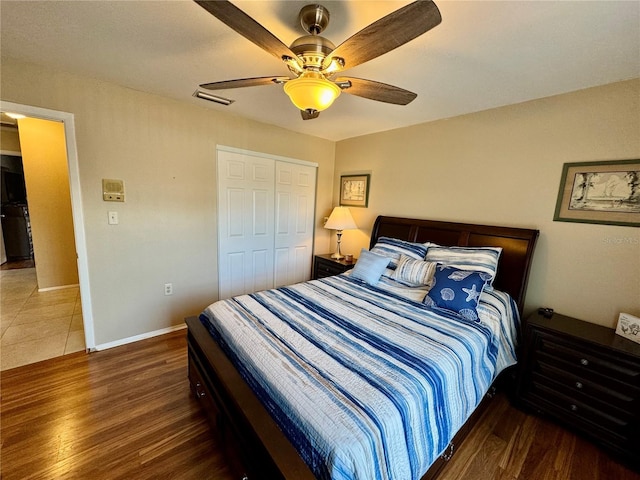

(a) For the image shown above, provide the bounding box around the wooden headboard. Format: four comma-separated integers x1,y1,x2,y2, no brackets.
370,216,539,314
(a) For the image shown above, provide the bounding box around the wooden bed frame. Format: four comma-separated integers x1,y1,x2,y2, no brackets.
186,216,539,479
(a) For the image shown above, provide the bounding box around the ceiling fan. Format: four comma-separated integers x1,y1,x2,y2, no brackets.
194,1,442,120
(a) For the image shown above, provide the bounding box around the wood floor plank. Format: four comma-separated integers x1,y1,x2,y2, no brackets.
499,414,539,478
1,330,638,480
1,331,234,480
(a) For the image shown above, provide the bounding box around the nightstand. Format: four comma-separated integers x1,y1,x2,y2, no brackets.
517,311,640,469
313,254,356,280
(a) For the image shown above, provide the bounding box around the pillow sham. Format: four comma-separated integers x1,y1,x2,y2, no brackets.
375,276,432,302
393,254,437,287
423,265,488,321
424,245,502,285
350,248,390,285
370,236,429,270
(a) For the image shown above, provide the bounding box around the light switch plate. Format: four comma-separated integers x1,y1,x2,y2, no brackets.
108,211,118,225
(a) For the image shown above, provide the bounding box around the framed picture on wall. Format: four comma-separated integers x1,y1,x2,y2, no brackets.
554,159,640,227
340,174,370,208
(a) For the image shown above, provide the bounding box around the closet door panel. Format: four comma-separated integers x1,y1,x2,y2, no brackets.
274,162,316,287
251,248,271,293
218,150,275,300
227,252,246,298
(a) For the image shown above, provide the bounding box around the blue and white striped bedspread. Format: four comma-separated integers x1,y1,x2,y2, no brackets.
200,275,519,480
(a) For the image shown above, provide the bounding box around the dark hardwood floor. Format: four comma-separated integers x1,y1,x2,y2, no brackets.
1,329,638,480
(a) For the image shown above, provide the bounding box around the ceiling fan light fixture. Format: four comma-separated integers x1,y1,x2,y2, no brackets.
283,71,341,112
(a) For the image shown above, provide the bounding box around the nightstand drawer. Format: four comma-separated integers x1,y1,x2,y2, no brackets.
534,362,638,414
313,255,356,280
529,380,634,444
535,330,640,387
316,262,346,277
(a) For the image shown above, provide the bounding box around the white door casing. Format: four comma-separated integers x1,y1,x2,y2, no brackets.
0,101,95,349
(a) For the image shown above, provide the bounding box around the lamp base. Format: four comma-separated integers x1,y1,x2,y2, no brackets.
331,230,344,260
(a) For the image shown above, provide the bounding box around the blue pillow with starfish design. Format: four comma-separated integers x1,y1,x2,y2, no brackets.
423,265,490,321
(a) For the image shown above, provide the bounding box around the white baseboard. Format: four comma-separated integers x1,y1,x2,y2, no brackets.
94,323,187,351
38,283,80,292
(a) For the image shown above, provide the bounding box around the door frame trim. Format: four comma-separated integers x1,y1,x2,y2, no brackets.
1,100,95,350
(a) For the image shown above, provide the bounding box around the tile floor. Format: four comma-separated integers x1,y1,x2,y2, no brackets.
1,267,85,371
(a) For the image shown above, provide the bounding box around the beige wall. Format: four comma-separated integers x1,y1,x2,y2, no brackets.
3,56,637,341
335,79,640,327
1,59,335,346
18,117,79,289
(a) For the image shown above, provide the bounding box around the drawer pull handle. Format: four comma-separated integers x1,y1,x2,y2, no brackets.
195,382,206,398
570,404,578,412
580,358,589,366
441,443,455,461
575,381,583,389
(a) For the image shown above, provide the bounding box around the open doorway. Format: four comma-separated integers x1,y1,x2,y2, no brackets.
0,101,94,369
0,117,33,270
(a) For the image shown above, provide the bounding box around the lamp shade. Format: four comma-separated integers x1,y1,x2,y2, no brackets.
324,207,357,231
283,71,341,112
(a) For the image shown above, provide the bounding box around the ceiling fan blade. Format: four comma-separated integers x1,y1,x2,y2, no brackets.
336,77,417,105
194,1,299,65
200,76,289,90
324,1,441,71
301,110,320,120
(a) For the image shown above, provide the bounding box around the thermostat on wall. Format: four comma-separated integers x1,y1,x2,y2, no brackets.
102,178,125,202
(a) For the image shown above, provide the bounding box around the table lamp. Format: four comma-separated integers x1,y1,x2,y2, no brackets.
324,207,357,259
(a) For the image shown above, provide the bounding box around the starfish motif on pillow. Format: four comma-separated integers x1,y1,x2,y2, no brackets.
462,283,482,303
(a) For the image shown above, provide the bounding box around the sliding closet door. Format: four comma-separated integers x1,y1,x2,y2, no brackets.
217,150,275,300
274,162,317,287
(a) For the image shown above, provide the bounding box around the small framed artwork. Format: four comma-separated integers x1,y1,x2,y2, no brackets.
340,174,370,208
615,312,640,345
553,159,640,227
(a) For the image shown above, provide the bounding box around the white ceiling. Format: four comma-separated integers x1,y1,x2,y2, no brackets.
1,1,639,142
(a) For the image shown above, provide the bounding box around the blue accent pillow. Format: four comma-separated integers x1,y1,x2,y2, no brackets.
423,265,487,321
351,248,390,285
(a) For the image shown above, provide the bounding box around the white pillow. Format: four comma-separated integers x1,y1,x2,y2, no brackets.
370,236,429,270
424,245,502,285
393,255,437,287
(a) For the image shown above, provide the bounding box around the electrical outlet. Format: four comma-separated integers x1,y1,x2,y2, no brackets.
164,283,173,295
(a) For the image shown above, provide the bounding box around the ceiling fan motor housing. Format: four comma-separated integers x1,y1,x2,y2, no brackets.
290,35,335,69
292,4,335,69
